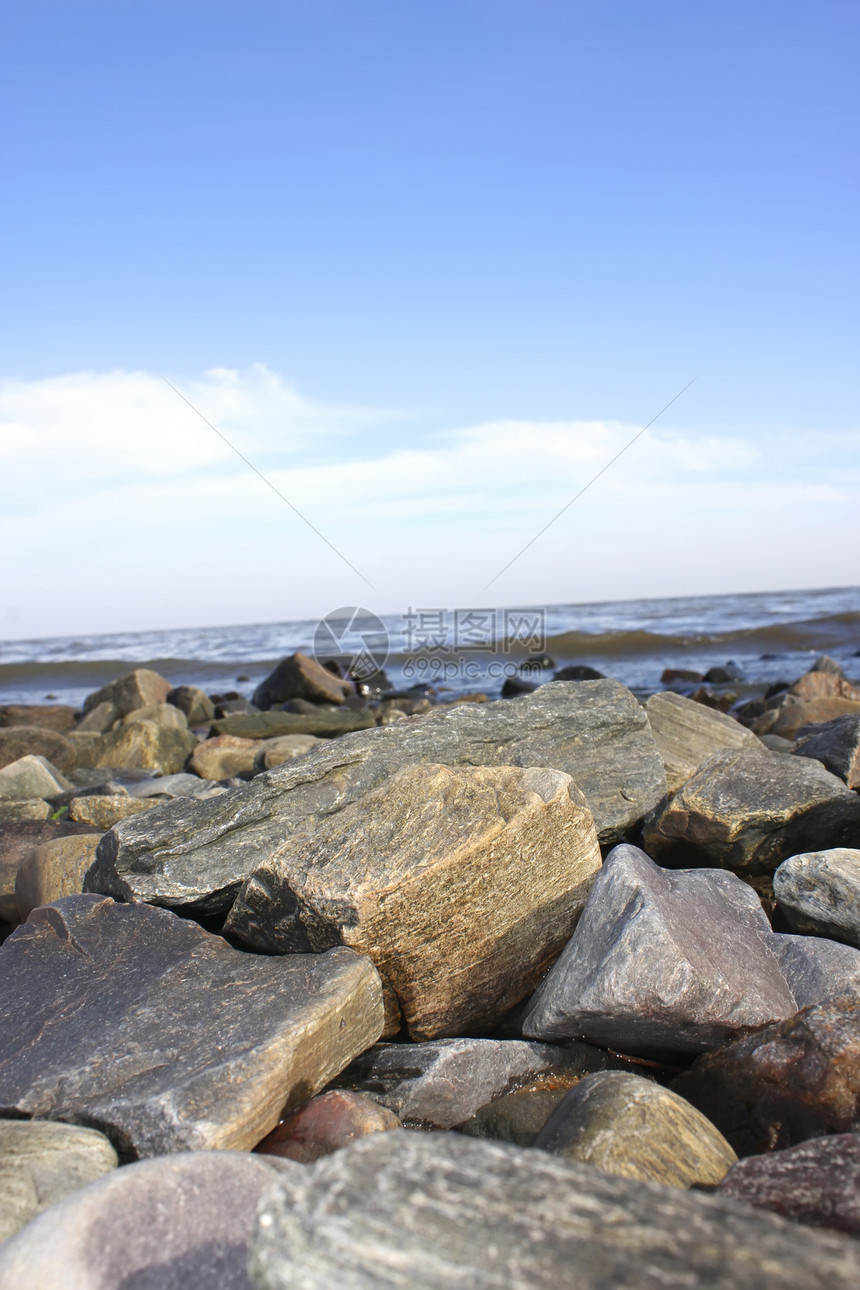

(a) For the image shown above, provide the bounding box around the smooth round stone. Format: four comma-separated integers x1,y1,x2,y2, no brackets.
256,1090,401,1163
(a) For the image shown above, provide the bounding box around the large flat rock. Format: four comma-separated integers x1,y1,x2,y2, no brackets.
0,895,383,1157
87,681,666,915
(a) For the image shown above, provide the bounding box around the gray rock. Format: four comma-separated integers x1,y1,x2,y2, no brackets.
82,668,172,718
253,651,354,708
167,684,216,725
793,713,860,787
0,754,71,801
718,1133,860,1236
123,772,222,798
87,681,666,915
0,798,51,822
0,1150,300,1290
769,932,860,1006
0,895,384,1157
773,849,860,946
0,1119,118,1242
249,1130,860,1289
645,691,756,793
73,700,120,733
521,844,796,1058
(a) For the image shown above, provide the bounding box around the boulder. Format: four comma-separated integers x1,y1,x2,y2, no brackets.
88,720,197,775
211,710,374,739
249,1131,860,1290
87,682,666,916
458,1081,587,1147
225,763,601,1040
718,1134,860,1236
0,705,78,733
553,665,605,681
0,799,51,822
793,713,860,787
188,734,259,780
0,895,384,1156
0,726,76,773
253,733,324,771
754,696,860,740
769,932,860,1007
773,849,860,946
521,845,796,1058
645,691,757,793
0,1119,118,1242
82,668,172,717
73,700,120,733
68,794,161,829
253,652,354,709
532,1071,737,1188
167,684,216,726
643,746,860,877
0,754,71,801
789,671,860,701
0,821,104,923
15,834,103,919
122,702,188,730
255,1090,401,1163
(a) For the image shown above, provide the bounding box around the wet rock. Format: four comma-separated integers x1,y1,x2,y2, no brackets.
754,696,860,740
0,895,384,1156
68,794,161,829
167,684,216,725
672,996,860,1155
0,726,76,773
0,820,103,922
253,733,324,770
0,1150,300,1290
553,664,606,681
0,1119,118,1242
718,1133,860,1236
88,720,198,775
226,763,601,1040
770,932,860,1007
0,704,78,733
189,734,259,780
15,833,103,919
337,1037,614,1129
249,1130,860,1290
458,1080,584,1146
661,668,703,684
254,651,354,709
88,681,665,915
82,667,172,718
0,799,51,822
532,1071,737,1188
255,1089,401,1163
645,691,757,793
793,713,860,787
0,754,71,801
122,702,189,730
773,849,860,946
521,845,795,1058
643,746,860,877
73,700,120,733
212,710,375,738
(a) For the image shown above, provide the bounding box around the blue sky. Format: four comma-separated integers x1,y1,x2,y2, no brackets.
1,1,858,638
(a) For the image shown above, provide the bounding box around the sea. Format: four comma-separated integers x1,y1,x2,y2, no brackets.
1,585,859,709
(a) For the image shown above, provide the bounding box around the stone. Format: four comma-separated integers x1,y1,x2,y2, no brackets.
66,731,103,766
122,701,188,730
672,996,860,1156
793,713,860,786
661,668,703,683
553,664,605,680
68,794,161,829
226,763,601,1040
73,700,120,733
754,696,860,740
211,710,375,738
521,845,796,1058
0,798,51,822
15,833,103,919
643,746,860,877
0,895,384,1156
773,848,860,946
789,671,860,701
0,754,71,801
770,932,860,1006
255,1090,401,1163
249,1131,860,1290
87,681,665,915
0,821,104,923
338,1037,615,1129
704,663,746,683
82,667,172,717
253,734,324,771
188,734,259,779
123,771,223,798
0,1150,300,1290
645,691,757,793
88,720,198,774
254,651,354,709
718,1134,860,1236
501,676,539,697
0,1119,118,1242
167,684,216,725
0,704,78,733
0,725,77,773
458,1081,585,1147
811,654,846,675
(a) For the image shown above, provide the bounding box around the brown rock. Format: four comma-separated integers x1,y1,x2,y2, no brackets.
789,671,860,701
1,821,100,924
88,720,197,774
167,684,216,725
0,726,76,773
253,733,324,771
718,1133,860,1236
15,833,103,918
645,691,757,794
0,705,78,733
458,1080,585,1147
256,1089,401,1163
73,699,121,733
253,651,354,709
189,734,259,779
68,794,161,829
122,702,188,730
0,799,51,822
82,668,172,718
211,710,375,739
754,697,860,740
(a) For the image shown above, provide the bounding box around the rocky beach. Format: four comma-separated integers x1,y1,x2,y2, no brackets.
1,593,860,1287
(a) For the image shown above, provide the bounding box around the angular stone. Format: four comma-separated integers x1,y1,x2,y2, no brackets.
73,700,120,733
249,1131,860,1290
643,746,860,877
122,701,188,730
0,1119,118,1242
773,849,860,946
521,845,796,1058
0,726,76,773
15,833,103,919
167,684,216,726
254,651,354,709
123,771,223,799
0,704,78,733
255,1089,401,1163
532,1070,737,1188
718,1134,860,1236
335,1037,615,1128
793,713,860,787
0,821,104,923
211,710,375,739
88,720,198,774
0,798,51,822
789,671,860,701
770,932,860,1007
645,691,756,794
0,895,384,1157
0,754,71,801
88,682,665,915
672,996,860,1155
82,667,172,717
68,794,161,829
754,696,860,740
189,734,259,779
253,733,324,771
0,1150,300,1290
226,763,601,1040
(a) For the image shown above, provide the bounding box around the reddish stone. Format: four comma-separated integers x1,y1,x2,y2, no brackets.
719,1134,860,1236
255,1089,401,1163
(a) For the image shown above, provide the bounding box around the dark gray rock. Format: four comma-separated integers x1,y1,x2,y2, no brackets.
249,1130,860,1289
167,685,216,726
253,651,354,709
0,1119,118,1242
769,932,860,1006
793,713,860,787
0,895,383,1157
773,849,860,946
521,844,797,1058
87,682,667,915
718,1134,860,1236
553,665,605,680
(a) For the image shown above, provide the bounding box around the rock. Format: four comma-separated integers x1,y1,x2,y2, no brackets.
0,1119,118,1242
773,849,860,946
123,771,222,798
82,667,172,718
0,754,71,801
0,799,51,822
760,733,795,752
672,996,860,1155
87,681,666,915
532,1071,737,1188
521,845,796,1058
718,1134,860,1236
211,710,375,738
188,734,259,779
501,676,539,697
754,696,860,740
0,726,77,773
789,670,860,701
811,654,846,675
88,720,198,775
73,700,120,733
0,705,78,733
68,794,161,829
66,731,104,767
226,763,601,1040
0,1150,300,1290
553,664,605,680
249,1131,860,1290
704,663,746,684
254,651,354,709
661,668,703,683
255,1090,401,1163
15,834,103,919
770,932,860,1007
336,1037,615,1128
122,702,188,730
793,713,860,787
215,696,260,718
167,684,216,725
645,691,757,793
0,821,104,923
253,734,324,770
458,1081,586,1147
0,895,384,1156
643,746,860,877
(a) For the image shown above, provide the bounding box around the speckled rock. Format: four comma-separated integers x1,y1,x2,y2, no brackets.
718,1133,860,1236
0,1119,118,1241
773,849,860,946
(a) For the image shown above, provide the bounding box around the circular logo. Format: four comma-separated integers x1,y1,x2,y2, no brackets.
313,606,389,682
